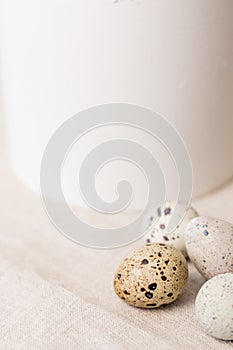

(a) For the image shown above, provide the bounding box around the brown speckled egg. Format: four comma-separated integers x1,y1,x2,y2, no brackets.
185,216,233,279
113,243,188,308
142,201,198,257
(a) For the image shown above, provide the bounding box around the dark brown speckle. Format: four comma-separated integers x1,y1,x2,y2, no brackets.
148,283,157,290
145,292,153,299
141,259,149,265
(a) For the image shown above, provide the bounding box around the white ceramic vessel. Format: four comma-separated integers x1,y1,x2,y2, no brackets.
1,0,233,210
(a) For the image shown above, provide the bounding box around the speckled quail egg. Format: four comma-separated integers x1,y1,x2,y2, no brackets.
185,216,233,279
113,243,188,308
195,273,233,340
142,201,198,257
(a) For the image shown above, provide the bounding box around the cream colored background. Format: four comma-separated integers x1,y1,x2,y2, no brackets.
0,115,233,349
1,1,233,347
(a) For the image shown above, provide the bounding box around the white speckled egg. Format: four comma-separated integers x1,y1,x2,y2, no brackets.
195,273,233,340
113,243,188,308
143,201,198,257
185,216,233,279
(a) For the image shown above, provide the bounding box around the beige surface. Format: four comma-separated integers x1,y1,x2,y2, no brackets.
0,145,233,349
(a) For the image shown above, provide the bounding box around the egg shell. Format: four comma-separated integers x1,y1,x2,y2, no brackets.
195,273,233,340
113,243,188,308
185,216,233,279
143,201,198,257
